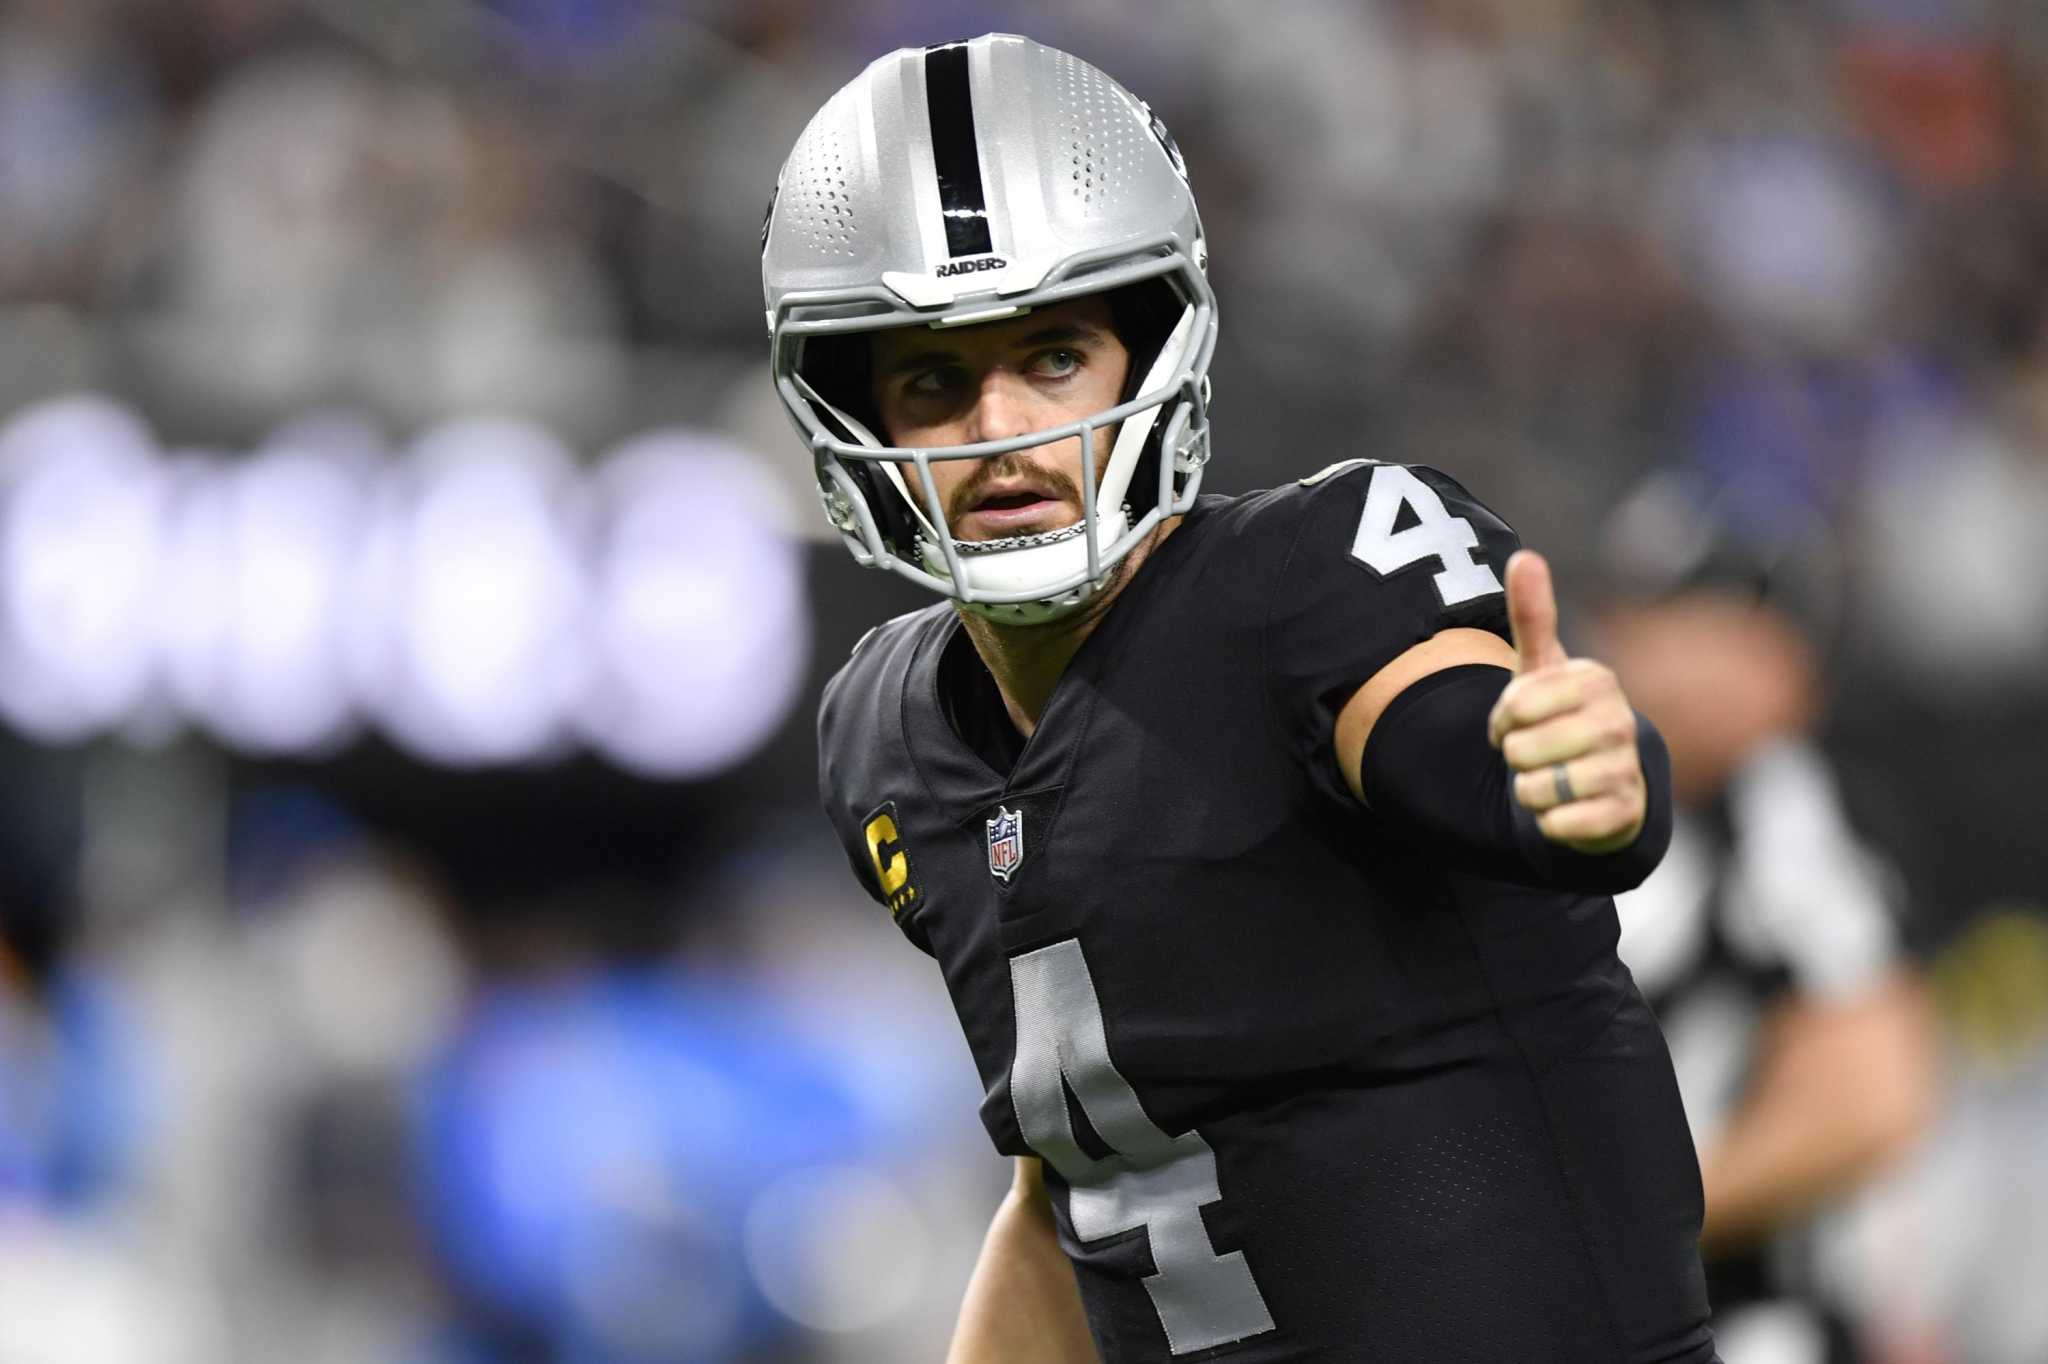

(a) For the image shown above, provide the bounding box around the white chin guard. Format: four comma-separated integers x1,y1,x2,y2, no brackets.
919,504,1133,625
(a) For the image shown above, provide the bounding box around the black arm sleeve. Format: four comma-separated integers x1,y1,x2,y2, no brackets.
1359,664,1674,895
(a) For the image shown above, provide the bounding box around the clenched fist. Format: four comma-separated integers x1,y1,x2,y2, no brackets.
1486,550,1646,854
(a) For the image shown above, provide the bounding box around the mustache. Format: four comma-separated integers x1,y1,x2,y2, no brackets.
945,452,1083,524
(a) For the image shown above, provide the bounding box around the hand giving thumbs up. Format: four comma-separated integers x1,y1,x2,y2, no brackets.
1486,550,1648,853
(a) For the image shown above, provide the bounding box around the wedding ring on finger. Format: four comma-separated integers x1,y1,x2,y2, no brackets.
1551,761,1576,807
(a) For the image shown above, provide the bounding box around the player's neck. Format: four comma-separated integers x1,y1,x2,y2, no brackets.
956,516,1180,739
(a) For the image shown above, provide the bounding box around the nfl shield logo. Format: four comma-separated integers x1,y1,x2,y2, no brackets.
986,805,1024,883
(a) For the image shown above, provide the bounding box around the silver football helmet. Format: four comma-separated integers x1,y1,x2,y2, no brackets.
762,33,1216,624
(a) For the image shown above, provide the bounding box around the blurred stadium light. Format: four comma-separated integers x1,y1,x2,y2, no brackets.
0,395,166,743
361,415,589,767
160,442,366,756
0,395,808,778
578,430,809,779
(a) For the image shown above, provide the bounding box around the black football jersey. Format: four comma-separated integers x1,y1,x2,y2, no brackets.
818,461,1716,1363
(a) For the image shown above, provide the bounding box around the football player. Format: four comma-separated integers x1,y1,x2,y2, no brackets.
767,34,1720,1363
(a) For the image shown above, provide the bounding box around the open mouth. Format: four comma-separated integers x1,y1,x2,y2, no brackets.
961,486,1066,534
974,490,1054,513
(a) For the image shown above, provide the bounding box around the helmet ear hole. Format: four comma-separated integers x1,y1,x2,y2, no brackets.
835,459,920,558
1105,277,1196,513
1107,280,1183,400
799,333,926,556
800,333,886,445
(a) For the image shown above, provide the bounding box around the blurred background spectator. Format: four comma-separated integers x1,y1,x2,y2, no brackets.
1,0,2045,1359
1599,474,1937,1364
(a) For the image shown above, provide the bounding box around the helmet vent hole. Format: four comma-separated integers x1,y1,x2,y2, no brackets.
785,122,858,257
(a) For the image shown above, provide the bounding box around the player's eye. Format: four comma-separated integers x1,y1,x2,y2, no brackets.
905,366,964,398
1033,347,1084,380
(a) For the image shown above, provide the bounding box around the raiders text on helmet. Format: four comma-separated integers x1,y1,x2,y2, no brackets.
935,256,1009,278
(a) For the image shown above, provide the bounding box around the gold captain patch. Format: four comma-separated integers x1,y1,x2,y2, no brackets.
863,801,921,918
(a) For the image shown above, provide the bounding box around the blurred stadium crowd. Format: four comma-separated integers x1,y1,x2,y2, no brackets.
1,0,2046,1360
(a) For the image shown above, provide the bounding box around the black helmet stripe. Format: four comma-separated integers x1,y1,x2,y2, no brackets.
923,42,994,258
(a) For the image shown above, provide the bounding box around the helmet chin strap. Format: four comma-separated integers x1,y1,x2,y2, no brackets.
798,301,1197,616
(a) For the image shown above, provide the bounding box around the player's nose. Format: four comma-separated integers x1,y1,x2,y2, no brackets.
965,368,1035,445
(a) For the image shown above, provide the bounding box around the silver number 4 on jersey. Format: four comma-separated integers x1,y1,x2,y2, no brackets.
1009,939,1276,1354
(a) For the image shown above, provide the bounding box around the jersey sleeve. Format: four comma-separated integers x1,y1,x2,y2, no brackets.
815,623,938,957
1263,461,1520,809
817,665,882,906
